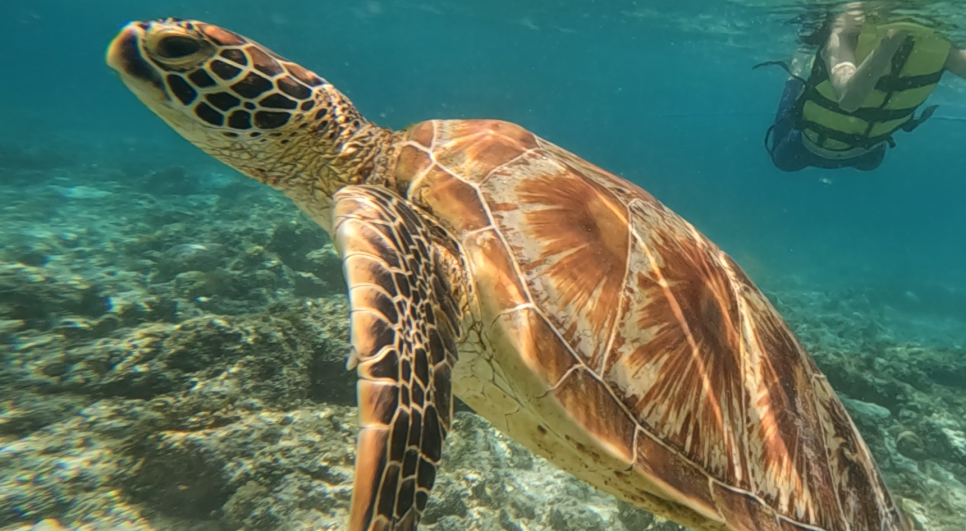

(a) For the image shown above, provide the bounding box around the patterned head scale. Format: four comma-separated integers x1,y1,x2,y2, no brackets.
106,18,365,190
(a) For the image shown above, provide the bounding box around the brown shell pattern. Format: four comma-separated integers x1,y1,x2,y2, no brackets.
392,119,908,531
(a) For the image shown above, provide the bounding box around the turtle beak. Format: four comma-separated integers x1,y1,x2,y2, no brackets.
106,22,167,97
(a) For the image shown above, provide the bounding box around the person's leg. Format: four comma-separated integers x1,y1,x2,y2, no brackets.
768,77,810,172
773,77,805,125
770,128,810,172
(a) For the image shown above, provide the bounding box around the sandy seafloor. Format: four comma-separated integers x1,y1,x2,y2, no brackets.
1,152,966,531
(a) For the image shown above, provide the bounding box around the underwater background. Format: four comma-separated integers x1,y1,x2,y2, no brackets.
1,0,965,530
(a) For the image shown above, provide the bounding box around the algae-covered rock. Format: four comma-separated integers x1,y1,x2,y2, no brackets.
267,219,329,273
921,413,966,470
5,157,966,531
266,219,345,298
141,166,200,196
0,263,109,330
291,270,329,297
159,242,228,277
305,246,346,292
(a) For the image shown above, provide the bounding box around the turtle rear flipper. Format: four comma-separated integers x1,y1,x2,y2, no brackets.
333,185,461,531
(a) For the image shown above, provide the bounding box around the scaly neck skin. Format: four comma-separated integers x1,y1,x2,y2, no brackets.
217,84,399,234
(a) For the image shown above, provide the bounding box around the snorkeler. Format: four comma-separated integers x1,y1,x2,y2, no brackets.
756,2,966,172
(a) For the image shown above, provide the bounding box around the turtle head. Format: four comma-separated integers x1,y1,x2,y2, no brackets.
107,19,389,228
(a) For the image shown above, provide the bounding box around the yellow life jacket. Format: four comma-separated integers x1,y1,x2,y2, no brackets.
796,19,950,152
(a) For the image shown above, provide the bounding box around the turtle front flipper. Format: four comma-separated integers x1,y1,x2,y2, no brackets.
333,185,461,531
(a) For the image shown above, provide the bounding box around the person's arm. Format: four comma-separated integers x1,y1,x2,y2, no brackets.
945,47,966,80
822,11,910,112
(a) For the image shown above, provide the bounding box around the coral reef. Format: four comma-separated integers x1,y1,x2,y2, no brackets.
2,164,965,531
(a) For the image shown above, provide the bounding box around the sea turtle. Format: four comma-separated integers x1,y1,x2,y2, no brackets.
106,19,912,531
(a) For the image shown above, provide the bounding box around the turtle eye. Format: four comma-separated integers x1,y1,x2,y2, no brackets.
157,35,201,58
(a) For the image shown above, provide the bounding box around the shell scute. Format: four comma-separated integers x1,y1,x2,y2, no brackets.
634,432,720,519
735,278,849,528
430,120,539,184
463,229,529,314
479,149,629,370
394,144,433,187
403,120,436,149
553,368,636,463
405,119,907,531
812,374,896,529
413,165,490,235
605,198,750,491
516,307,578,386
710,485,784,531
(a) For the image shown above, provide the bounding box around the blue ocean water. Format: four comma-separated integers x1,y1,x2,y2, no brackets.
2,1,966,530
5,0,965,304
